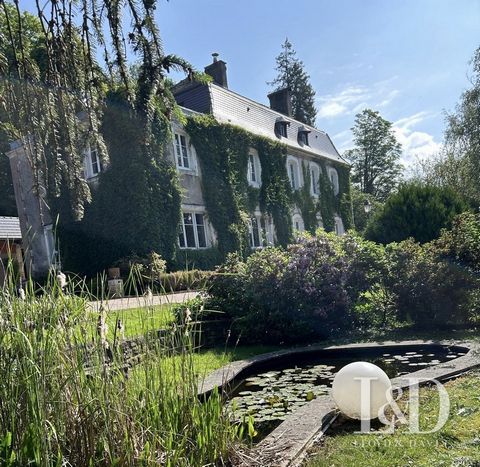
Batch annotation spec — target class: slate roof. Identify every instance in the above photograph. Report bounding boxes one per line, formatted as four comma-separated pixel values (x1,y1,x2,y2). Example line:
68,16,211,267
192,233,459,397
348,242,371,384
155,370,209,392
0,217,22,240
174,82,348,166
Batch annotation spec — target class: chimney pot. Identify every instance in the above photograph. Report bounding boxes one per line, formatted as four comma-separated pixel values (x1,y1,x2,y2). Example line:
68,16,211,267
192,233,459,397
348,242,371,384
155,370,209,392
205,54,228,88
267,88,292,117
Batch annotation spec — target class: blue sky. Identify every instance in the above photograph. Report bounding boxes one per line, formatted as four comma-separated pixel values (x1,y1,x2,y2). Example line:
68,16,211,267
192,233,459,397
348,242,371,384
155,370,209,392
154,0,479,168
22,0,480,167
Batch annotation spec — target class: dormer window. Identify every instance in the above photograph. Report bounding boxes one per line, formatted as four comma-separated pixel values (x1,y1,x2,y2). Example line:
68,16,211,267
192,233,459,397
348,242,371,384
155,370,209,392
298,126,311,146
275,116,290,138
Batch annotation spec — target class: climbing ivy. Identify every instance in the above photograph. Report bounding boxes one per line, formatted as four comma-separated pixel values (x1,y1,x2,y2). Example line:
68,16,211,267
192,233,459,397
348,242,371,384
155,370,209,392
318,161,336,232
337,165,353,230
185,115,293,258
293,162,319,233
256,138,293,246
185,114,352,257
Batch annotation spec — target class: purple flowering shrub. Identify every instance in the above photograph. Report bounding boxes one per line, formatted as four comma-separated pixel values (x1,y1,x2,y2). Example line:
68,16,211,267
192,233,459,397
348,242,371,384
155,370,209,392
208,235,357,344
203,221,478,345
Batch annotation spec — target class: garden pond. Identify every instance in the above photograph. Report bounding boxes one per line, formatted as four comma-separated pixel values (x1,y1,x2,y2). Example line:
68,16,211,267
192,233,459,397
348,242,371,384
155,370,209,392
225,344,469,439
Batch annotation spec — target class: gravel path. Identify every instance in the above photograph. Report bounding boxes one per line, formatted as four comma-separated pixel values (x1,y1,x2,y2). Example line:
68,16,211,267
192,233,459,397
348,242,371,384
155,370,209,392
88,291,199,312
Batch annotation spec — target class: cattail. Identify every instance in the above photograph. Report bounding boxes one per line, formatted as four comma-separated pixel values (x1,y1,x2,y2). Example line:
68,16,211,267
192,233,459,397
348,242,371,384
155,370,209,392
57,271,67,290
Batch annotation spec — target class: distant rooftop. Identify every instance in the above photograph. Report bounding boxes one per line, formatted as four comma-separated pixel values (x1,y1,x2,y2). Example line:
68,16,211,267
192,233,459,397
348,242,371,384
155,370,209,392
0,217,22,240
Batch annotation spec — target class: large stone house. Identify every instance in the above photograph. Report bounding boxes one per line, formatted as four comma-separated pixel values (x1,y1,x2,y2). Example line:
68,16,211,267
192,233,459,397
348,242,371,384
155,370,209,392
7,54,350,277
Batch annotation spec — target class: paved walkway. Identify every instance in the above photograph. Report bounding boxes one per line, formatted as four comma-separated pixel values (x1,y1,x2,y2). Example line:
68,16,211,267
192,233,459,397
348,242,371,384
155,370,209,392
88,291,199,312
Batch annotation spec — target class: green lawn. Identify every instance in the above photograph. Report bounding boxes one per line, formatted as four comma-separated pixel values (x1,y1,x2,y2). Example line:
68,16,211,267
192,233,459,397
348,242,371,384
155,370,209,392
128,344,281,388
104,304,175,338
191,345,282,377
307,371,480,467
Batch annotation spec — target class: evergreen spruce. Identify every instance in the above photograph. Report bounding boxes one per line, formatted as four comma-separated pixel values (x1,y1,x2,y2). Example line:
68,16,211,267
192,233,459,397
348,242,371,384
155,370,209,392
269,38,317,126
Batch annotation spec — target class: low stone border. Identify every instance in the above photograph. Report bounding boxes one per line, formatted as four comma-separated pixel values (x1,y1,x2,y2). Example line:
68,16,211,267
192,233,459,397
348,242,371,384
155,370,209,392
199,339,480,466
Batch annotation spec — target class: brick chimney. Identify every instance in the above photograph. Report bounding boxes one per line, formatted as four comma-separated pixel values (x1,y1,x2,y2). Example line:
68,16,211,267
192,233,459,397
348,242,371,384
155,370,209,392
267,88,292,117
204,53,228,88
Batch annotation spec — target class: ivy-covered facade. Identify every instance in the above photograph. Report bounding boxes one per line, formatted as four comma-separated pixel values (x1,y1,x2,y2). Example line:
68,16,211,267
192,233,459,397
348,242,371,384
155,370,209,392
171,57,352,267
7,55,352,276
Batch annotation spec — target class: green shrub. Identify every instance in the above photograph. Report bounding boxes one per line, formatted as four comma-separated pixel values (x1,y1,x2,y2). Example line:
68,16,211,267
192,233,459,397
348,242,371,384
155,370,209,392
206,235,356,344
202,225,478,342
385,239,475,328
365,182,467,244
435,212,480,273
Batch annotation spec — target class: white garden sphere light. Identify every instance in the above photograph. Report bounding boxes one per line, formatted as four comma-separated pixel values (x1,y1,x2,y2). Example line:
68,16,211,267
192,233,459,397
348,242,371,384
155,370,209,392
332,361,392,420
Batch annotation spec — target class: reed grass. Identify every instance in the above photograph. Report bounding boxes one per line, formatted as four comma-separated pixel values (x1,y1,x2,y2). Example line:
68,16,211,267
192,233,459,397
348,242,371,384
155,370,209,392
0,263,239,466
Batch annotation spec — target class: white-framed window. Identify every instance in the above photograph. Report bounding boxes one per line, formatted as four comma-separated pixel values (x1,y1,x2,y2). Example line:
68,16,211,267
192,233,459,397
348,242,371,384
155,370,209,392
84,147,103,180
247,150,261,187
174,132,191,169
334,216,345,236
328,167,340,195
248,214,274,249
178,212,208,249
287,156,301,190
248,216,263,248
292,213,305,232
310,162,320,197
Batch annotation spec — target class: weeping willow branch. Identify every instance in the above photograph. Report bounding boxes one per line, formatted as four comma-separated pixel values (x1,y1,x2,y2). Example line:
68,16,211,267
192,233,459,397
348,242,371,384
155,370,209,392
0,0,197,223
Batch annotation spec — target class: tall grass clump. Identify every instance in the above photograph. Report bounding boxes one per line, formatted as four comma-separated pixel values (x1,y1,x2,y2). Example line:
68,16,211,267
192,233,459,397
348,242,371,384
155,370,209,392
0,265,237,466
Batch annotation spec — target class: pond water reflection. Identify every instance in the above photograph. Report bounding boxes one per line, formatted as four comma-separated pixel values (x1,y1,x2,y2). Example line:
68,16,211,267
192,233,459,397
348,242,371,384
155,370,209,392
227,345,468,438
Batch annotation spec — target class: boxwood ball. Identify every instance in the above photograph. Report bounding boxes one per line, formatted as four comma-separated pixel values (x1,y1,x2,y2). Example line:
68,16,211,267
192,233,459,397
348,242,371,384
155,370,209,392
332,361,392,420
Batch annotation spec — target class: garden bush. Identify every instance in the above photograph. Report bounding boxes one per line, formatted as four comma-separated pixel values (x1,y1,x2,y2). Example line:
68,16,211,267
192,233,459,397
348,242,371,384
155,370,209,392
198,225,479,344
205,232,389,344
385,239,476,328
435,212,480,273
365,182,467,244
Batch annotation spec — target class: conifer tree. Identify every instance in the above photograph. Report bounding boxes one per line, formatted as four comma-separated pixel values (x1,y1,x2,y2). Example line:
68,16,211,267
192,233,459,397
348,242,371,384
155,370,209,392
269,38,317,126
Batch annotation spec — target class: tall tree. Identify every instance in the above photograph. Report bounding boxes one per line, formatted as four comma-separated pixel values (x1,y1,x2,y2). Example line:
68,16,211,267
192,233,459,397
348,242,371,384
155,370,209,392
444,45,480,205
0,0,198,267
269,38,317,126
410,150,473,204
345,109,403,201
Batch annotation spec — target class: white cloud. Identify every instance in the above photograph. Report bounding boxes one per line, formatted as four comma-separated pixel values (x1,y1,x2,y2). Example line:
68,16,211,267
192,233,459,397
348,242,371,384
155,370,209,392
393,112,442,167
317,85,368,118
331,111,443,170
317,78,399,120
332,129,353,153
